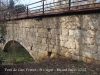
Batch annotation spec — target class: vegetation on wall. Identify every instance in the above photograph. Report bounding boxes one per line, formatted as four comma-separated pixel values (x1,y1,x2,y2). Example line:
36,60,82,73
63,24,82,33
34,17,42,21
0,54,4,65
0,20,7,44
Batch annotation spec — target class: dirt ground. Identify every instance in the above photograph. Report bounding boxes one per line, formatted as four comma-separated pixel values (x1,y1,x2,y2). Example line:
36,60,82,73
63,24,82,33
0,57,100,75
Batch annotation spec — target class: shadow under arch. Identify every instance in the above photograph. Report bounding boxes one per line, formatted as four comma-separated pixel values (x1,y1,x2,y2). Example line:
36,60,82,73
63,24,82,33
3,40,25,52
3,40,34,64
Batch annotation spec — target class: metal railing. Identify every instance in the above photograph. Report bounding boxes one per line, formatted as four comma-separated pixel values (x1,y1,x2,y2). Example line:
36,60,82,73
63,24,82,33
1,0,100,20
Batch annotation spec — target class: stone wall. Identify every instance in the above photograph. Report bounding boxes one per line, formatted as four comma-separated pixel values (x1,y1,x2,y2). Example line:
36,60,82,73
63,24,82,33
3,13,100,63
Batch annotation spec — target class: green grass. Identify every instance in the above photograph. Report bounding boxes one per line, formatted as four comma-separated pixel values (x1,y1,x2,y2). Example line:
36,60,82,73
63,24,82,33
0,47,34,65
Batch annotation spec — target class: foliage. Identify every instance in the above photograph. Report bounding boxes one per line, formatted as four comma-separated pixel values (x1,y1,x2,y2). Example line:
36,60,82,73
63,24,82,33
14,4,26,14
9,0,14,10
0,20,6,44
0,54,5,65
1,47,33,65
34,17,42,21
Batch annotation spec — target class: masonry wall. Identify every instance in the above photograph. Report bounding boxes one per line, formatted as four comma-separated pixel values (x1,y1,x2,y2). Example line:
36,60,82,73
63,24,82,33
4,13,100,63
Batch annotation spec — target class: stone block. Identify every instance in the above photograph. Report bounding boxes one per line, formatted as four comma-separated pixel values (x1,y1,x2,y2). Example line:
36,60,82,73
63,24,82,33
56,34,60,40
42,38,47,44
48,33,52,39
91,53,98,60
74,30,81,37
80,56,86,62
51,29,56,34
62,29,68,36
79,50,85,57
60,47,68,55
61,35,68,41
65,52,71,58
56,39,60,46
96,38,100,45
69,30,74,36
70,42,76,49
64,41,75,49
50,39,56,45
67,36,75,42
98,46,100,55
34,28,38,32
86,30,95,38
71,54,79,60
49,44,54,48
36,37,42,43
68,49,76,54
39,50,48,56
89,45,98,53
52,48,58,54
43,33,47,38
84,51,92,58
95,60,100,64
75,41,80,49
60,17,66,23
60,40,65,47
56,29,62,35
53,46,61,54
50,53,57,58
74,49,79,55
42,44,48,51
64,41,70,49
82,37,94,44
86,57,94,63
27,46,31,50
51,34,56,40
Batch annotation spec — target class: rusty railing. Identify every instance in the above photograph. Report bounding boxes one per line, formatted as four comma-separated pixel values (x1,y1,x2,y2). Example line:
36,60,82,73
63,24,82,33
1,0,100,20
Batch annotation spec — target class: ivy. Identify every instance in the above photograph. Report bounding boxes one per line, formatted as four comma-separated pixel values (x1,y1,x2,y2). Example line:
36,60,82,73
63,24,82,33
0,54,4,65
0,20,7,44
34,17,42,21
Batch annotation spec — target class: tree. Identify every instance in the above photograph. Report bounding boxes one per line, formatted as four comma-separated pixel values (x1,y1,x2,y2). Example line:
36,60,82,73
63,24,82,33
0,0,9,20
88,0,96,4
57,0,69,8
14,4,26,14
9,0,14,10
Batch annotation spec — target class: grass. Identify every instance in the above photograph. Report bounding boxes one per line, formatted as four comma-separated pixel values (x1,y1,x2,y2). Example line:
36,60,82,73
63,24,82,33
0,47,34,65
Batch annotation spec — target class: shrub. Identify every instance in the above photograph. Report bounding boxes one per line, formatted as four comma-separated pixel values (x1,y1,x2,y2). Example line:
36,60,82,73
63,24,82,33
0,54,4,65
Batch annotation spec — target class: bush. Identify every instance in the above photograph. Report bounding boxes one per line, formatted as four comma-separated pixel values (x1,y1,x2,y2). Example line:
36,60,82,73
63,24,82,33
0,54,4,65
14,4,26,14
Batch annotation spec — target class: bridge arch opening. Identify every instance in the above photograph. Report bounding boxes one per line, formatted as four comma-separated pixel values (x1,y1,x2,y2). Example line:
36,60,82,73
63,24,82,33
3,40,34,64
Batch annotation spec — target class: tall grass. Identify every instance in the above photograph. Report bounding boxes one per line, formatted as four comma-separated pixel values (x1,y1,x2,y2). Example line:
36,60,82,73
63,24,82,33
0,47,34,65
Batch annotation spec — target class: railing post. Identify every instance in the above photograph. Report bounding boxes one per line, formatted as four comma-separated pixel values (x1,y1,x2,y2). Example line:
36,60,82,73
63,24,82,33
69,0,71,11
43,0,44,15
27,6,28,17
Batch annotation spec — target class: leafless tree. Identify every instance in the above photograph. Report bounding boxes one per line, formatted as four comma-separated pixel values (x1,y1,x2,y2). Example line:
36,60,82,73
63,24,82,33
88,0,96,4
0,0,9,20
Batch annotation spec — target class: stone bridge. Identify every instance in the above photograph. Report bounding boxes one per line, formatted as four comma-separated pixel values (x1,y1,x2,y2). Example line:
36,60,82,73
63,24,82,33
0,13,100,63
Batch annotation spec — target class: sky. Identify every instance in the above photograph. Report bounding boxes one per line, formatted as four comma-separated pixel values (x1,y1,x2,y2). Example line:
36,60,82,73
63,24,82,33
17,0,58,10
16,0,100,9
19,0,100,4
18,0,57,5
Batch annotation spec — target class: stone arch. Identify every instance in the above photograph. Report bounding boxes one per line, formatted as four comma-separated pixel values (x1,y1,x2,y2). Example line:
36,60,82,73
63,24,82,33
3,40,27,52
3,40,35,62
